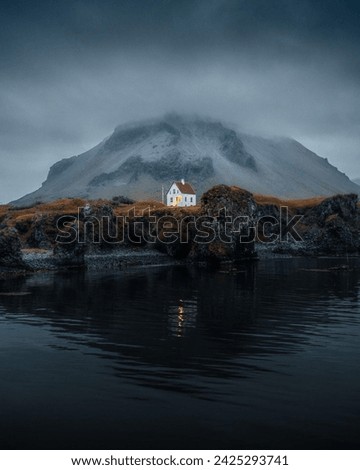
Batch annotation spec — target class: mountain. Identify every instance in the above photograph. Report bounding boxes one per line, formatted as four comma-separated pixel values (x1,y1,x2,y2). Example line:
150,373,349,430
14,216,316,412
13,114,360,206
353,178,360,186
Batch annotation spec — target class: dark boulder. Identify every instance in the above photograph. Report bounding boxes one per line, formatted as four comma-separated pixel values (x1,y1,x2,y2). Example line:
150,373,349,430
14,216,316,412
0,228,26,268
78,204,119,252
112,195,135,205
301,194,359,254
53,218,85,267
191,185,258,261
26,214,53,249
303,194,358,227
53,240,86,267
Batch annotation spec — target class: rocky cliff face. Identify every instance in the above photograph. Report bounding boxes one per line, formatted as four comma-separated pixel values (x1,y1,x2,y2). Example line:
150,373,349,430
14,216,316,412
1,186,359,270
300,194,360,255
0,228,26,268
190,185,258,261
256,193,360,256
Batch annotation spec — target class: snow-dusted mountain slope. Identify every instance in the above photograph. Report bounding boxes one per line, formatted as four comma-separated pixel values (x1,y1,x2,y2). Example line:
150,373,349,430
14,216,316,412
13,114,360,205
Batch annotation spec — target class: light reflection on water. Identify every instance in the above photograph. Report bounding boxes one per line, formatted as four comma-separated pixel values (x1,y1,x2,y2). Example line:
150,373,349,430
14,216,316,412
168,299,198,337
0,258,359,449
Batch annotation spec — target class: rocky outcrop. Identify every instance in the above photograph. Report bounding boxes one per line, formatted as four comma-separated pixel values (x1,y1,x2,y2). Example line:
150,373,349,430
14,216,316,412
1,187,360,273
112,195,135,205
26,214,54,249
0,228,26,268
80,204,118,251
302,194,358,227
256,193,360,256
53,240,86,267
189,185,258,262
49,189,360,262
300,194,360,254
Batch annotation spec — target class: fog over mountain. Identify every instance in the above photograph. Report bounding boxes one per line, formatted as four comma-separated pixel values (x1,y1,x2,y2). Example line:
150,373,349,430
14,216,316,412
1,1,360,203
14,115,359,206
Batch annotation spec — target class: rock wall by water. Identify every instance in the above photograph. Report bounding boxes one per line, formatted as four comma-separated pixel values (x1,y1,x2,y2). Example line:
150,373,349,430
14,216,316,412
0,186,359,270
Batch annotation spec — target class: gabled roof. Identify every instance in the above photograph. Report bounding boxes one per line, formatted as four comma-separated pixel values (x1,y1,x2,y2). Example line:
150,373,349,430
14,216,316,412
172,181,196,195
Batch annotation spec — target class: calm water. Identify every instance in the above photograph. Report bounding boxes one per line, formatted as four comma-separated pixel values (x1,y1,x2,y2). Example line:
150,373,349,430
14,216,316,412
0,258,359,449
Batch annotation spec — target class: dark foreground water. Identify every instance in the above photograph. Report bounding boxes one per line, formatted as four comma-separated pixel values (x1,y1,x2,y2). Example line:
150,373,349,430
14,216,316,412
0,258,360,450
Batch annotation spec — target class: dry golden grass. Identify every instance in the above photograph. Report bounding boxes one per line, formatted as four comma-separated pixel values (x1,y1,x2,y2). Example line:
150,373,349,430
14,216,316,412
165,205,201,215
0,190,341,230
114,200,166,216
8,198,86,217
22,248,50,254
114,200,201,217
34,198,87,212
325,214,338,223
10,214,35,228
0,205,10,216
7,197,126,218
254,193,326,209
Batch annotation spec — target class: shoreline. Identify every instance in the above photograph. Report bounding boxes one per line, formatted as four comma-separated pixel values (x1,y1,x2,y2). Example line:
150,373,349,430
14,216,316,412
0,246,359,279
1,186,359,274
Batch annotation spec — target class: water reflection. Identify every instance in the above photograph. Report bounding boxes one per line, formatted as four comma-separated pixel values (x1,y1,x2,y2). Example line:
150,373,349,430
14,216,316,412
0,260,359,383
168,299,198,337
0,258,359,449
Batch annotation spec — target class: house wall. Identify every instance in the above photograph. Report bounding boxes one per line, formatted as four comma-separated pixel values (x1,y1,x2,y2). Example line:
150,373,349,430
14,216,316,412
166,183,196,207
166,183,179,206
180,193,196,207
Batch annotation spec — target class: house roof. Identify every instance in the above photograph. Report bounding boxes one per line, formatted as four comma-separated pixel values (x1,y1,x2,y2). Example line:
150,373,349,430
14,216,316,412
173,181,196,195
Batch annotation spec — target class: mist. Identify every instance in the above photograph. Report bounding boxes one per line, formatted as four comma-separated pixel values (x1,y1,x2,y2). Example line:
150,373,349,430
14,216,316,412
1,0,360,203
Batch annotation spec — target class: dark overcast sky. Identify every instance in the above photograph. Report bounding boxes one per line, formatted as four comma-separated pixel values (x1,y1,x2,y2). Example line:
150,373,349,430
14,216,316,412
1,0,360,203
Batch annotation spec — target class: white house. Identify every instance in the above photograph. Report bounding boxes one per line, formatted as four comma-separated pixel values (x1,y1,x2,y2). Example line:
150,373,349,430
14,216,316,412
166,179,196,207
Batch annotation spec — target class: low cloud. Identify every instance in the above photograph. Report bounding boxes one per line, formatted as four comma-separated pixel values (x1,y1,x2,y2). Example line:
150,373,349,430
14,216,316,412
1,0,360,202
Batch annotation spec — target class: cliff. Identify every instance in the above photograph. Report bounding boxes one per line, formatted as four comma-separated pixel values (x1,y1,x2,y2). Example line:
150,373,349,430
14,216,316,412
0,185,359,270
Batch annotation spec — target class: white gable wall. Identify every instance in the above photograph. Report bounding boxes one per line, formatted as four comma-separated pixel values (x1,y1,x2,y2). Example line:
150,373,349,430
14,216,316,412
166,182,196,207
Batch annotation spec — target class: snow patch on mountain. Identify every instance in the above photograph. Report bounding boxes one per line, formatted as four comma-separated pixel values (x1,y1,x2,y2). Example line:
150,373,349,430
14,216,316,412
13,114,359,205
